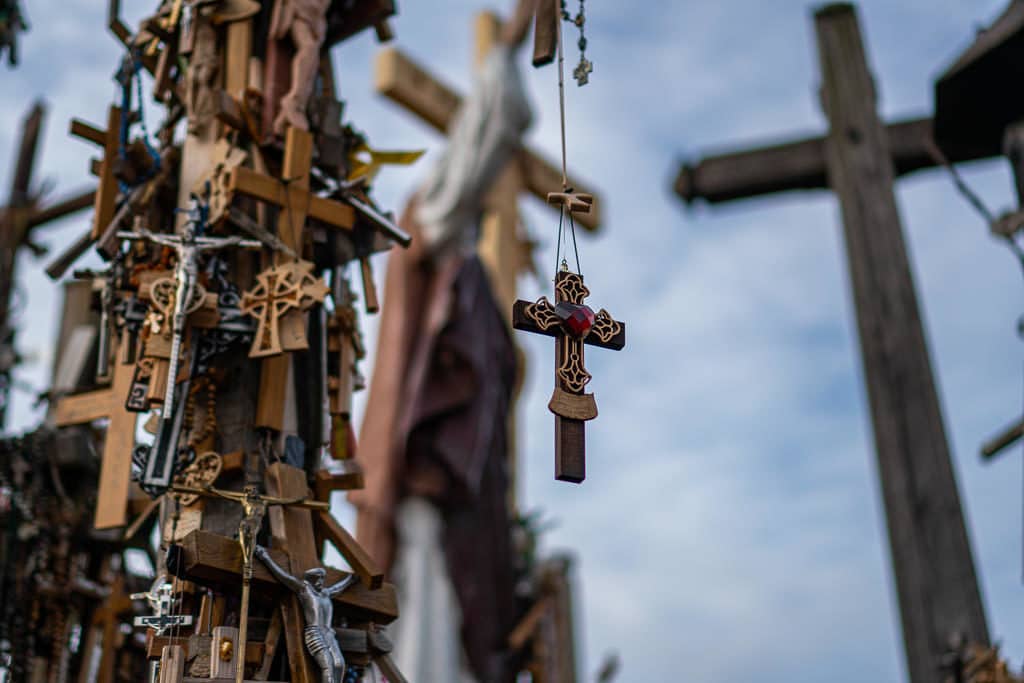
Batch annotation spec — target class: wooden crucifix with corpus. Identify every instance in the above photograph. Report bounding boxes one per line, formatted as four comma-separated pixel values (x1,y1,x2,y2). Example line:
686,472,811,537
513,269,625,482
674,5,989,682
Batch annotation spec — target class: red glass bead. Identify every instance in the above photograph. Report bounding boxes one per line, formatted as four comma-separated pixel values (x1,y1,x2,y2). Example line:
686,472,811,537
555,302,595,337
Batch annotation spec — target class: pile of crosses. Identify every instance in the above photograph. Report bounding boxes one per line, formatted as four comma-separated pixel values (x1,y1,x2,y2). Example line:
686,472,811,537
2,1,414,681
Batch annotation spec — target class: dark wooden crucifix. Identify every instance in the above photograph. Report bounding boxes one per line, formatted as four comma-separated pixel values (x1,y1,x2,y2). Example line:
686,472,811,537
513,270,625,483
673,5,994,682
0,101,95,426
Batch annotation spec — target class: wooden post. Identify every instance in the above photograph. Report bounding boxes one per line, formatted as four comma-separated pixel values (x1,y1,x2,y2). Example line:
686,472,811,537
814,5,988,679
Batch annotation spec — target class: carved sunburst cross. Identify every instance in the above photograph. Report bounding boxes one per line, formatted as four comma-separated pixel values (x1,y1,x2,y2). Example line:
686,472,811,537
513,270,625,483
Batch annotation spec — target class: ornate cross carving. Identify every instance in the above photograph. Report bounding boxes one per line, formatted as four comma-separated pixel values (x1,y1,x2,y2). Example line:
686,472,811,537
513,270,625,483
240,260,329,357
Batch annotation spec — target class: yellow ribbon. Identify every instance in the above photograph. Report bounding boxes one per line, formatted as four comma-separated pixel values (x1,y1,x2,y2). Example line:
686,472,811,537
347,144,425,183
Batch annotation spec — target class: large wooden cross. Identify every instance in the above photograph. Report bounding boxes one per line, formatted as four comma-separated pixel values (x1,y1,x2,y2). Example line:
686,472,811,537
673,6,989,681
0,101,95,426
53,332,138,530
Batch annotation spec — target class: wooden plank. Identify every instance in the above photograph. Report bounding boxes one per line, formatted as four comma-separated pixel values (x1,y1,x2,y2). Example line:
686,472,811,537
674,117,997,205
54,387,112,425
532,0,559,67
28,188,96,229
94,334,140,528
255,354,290,430
225,20,252,99
814,6,989,680
374,47,601,231
69,119,107,147
90,106,121,240
264,462,318,683
228,167,355,230
315,509,383,589
981,417,1024,460
178,530,399,623
158,645,186,683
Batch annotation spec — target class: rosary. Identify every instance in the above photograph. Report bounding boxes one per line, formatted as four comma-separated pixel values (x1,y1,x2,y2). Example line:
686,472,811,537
562,0,591,86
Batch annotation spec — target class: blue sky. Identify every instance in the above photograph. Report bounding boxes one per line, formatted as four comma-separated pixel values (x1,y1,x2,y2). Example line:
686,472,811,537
2,1,1023,681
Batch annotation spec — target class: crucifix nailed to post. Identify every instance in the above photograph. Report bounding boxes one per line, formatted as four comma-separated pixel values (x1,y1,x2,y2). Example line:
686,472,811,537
674,5,988,681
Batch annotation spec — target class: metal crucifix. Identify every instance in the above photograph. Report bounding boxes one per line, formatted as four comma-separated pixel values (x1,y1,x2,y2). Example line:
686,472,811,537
169,482,328,683
130,575,194,635
119,196,261,491
513,269,625,482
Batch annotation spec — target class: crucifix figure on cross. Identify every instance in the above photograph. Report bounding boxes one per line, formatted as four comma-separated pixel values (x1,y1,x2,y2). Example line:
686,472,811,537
119,196,262,491
170,482,329,683
130,575,194,635
513,268,625,483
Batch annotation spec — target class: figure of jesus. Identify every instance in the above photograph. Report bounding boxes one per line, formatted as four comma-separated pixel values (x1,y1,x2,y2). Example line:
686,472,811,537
253,545,357,683
269,0,331,136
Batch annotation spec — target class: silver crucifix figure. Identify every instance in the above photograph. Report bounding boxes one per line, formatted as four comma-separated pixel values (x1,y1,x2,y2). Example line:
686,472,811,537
130,577,194,635
119,195,261,490
254,545,357,683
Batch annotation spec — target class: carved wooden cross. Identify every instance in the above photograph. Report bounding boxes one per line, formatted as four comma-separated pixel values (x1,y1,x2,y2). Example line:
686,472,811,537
513,270,625,483
240,260,329,357
53,334,139,529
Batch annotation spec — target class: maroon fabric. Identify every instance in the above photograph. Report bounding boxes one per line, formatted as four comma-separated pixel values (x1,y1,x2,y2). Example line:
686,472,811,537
351,199,518,681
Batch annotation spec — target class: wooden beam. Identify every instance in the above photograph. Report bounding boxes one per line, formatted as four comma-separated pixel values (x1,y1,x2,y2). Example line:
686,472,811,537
176,529,400,623
315,509,384,590
674,117,998,205
814,6,988,680
981,417,1024,461
374,46,601,231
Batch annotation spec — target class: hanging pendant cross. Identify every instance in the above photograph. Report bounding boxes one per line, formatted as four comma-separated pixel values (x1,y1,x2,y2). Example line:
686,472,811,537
513,270,625,482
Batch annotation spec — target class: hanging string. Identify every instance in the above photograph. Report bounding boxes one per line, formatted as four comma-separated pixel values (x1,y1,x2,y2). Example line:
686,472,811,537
554,0,569,189
926,140,1024,582
925,137,1024,276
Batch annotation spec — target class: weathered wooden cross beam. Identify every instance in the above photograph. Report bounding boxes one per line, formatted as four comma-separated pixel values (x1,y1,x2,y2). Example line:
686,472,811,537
673,6,989,682
0,101,96,426
53,334,139,529
674,117,997,205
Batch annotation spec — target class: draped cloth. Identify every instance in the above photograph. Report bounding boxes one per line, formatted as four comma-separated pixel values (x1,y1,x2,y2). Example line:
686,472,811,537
349,45,531,683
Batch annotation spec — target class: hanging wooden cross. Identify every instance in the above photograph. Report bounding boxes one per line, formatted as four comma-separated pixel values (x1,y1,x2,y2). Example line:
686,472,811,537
513,269,625,483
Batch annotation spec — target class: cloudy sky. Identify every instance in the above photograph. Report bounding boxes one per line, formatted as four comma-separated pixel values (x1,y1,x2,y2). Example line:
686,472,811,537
3,1,1024,681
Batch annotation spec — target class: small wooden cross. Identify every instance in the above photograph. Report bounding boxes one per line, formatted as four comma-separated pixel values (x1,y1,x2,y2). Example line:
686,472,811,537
513,270,625,483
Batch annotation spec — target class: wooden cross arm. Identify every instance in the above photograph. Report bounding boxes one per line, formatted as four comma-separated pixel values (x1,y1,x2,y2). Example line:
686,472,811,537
54,387,114,425
674,117,997,205
374,47,601,231
980,416,1024,461
512,299,626,350
176,530,399,624
169,484,330,511
226,166,356,230
315,509,384,589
